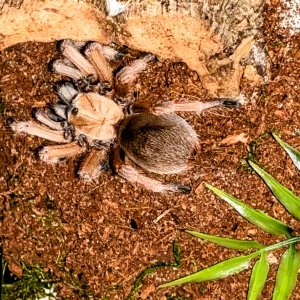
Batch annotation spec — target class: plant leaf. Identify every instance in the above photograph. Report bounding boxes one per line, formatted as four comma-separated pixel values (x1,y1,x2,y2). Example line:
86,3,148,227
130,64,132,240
159,254,256,288
186,230,263,250
247,253,269,300
205,184,292,237
257,237,300,254
248,160,300,220
273,246,300,300
272,132,300,171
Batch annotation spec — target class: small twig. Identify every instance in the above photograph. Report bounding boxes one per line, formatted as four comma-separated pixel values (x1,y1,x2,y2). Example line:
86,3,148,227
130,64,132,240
153,208,171,224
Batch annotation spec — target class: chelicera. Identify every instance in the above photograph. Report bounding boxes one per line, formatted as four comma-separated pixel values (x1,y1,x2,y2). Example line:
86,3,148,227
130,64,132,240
11,40,240,193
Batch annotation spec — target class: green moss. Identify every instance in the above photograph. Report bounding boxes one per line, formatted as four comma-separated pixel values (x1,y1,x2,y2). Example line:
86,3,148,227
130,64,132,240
1,261,56,300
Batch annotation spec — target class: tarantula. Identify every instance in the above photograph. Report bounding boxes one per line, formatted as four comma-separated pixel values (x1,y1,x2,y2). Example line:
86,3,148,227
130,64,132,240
11,40,240,193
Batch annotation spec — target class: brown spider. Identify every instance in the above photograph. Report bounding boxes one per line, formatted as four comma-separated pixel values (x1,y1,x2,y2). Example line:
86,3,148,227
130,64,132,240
11,40,240,193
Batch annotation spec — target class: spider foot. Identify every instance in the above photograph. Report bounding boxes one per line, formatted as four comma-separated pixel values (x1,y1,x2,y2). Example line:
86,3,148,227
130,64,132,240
11,121,69,143
39,141,85,163
116,54,155,85
114,54,156,100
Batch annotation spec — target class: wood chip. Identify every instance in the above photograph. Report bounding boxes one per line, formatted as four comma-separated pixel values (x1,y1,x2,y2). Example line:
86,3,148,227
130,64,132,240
219,133,248,146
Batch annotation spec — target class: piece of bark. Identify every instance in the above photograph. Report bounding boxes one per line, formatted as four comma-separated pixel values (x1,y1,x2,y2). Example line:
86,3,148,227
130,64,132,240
0,0,265,96
0,0,113,49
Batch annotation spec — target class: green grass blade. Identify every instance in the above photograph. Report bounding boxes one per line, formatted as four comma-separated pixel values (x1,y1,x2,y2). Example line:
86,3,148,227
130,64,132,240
273,246,300,300
247,253,269,300
272,133,300,171
186,230,263,250
205,184,292,237
248,160,300,220
159,254,256,288
256,237,300,255
285,249,300,299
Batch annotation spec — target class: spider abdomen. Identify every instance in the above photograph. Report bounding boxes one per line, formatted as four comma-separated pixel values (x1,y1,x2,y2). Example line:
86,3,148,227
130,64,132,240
118,113,199,175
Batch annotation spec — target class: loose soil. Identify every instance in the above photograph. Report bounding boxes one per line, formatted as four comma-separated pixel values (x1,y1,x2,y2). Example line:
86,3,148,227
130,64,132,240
1,3,300,300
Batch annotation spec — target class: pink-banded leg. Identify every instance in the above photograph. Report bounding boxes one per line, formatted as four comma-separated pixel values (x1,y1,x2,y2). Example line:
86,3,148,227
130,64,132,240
39,141,86,163
11,121,69,143
115,54,155,99
117,164,191,193
116,54,155,85
78,148,109,181
153,98,241,115
101,45,120,61
113,147,190,193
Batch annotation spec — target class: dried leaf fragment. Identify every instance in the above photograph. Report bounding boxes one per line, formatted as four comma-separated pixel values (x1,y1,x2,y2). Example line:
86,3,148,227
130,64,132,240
219,133,248,146
8,261,23,278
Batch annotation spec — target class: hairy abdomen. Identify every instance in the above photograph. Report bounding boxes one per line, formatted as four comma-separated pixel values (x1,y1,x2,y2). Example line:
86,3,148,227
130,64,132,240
118,113,199,175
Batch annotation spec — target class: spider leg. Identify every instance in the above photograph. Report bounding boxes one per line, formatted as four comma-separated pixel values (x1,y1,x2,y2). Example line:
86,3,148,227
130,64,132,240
78,148,109,181
101,45,121,61
32,108,64,131
116,54,155,85
56,82,78,103
153,98,241,115
59,40,97,80
85,42,113,84
117,164,191,193
11,121,70,143
113,147,190,193
115,54,155,100
51,59,85,81
39,141,86,163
